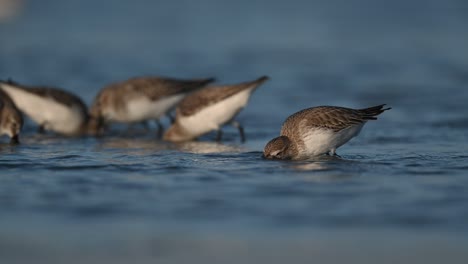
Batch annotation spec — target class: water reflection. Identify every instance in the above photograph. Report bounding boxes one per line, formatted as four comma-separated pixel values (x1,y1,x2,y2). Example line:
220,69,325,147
282,156,358,182
95,137,171,152
290,162,331,171
173,141,246,154
285,155,344,171
0,141,18,153
94,137,246,155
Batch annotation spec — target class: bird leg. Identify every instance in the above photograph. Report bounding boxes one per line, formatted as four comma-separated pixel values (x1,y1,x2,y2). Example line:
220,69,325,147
38,124,46,134
329,149,342,158
140,121,150,132
10,134,19,144
125,123,138,134
215,129,223,142
231,121,245,143
156,120,164,138
166,113,175,124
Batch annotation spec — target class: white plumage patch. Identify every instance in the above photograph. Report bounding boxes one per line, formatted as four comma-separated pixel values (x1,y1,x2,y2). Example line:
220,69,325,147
300,123,364,156
104,94,185,123
1,84,84,135
178,88,253,138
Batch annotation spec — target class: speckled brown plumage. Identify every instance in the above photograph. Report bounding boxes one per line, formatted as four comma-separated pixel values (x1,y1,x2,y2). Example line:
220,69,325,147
177,76,269,117
91,77,215,115
281,105,391,135
264,104,391,160
0,89,23,142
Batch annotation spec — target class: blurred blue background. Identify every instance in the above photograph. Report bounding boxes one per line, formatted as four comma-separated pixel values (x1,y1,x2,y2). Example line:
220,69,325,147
1,0,468,263
1,0,468,126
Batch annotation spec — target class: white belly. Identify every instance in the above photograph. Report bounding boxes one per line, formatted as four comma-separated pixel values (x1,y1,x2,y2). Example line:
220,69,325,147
178,89,252,137
107,94,185,123
300,124,364,156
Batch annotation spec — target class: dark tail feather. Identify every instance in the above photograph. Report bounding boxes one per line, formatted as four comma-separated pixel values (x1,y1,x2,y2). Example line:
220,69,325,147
359,104,391,120
0,78,17,85
180,77,216,92
198,77,216,86
243,75,270,88
256,75,270,84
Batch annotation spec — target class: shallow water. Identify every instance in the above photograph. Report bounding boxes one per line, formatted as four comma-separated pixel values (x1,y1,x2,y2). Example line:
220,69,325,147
1,0,468,263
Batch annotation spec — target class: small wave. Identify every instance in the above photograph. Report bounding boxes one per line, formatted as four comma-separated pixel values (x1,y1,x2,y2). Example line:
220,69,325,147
367,136,420,144
45,164,110,171
47,155,84,160
431,118,468,129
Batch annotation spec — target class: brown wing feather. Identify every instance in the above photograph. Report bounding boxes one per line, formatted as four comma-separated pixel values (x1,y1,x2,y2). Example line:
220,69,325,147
90,76,215,116
1,80,89,120
27,87,88,109
105,77,215,101
1,80,87,109
177,76,269,116
282,105,390,133
358,104,392,120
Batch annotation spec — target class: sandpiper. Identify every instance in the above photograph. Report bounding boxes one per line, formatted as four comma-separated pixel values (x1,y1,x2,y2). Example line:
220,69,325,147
163,76,269,142
263,104,391,160
0,89,23,143
0,79,89,136
88,76,215,136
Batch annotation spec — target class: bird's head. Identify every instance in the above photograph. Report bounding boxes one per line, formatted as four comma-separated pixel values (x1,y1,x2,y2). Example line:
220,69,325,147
263,136,295,160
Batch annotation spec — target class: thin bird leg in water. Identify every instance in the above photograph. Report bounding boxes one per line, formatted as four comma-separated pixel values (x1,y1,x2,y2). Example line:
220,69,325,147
100,122,109,135
216,129,223,142
38,124,46,134
125,121,149,135
166,113,175,124
125,123,138,134
10,135,20,144
156,120,164,138
329,149,341,158
231,121,245,143
140,121,150,132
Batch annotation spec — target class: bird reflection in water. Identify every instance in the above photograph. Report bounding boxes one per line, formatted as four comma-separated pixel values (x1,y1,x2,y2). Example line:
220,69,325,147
285,155,356,182
96,137,172,151
290,162,331,171
96,137,245,155
174,141,246,154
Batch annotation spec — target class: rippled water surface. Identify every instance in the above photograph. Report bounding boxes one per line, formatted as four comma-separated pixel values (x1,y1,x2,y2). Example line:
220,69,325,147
1,0,468,263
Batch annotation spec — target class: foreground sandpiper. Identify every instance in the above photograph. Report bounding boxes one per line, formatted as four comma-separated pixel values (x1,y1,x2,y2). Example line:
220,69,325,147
0,79,89,136
0,89,23,143
263,104,391,160
163,76,269,142
88,76,215,136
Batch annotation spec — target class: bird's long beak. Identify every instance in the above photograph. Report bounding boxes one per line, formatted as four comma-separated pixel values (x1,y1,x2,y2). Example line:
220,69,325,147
10,134,20,144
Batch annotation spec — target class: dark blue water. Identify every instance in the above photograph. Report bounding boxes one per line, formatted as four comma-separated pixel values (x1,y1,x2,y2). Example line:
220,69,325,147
1,0,468,263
